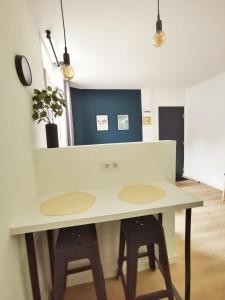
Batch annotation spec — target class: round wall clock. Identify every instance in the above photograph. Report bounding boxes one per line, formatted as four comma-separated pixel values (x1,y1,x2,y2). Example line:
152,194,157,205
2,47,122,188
15,55,32,86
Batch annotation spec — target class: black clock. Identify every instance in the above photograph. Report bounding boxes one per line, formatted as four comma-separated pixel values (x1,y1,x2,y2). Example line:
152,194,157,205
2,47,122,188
15,55,32,86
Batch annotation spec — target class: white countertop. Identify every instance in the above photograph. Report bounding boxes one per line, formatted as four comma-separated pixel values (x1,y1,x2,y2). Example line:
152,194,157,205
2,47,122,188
10,181,203,235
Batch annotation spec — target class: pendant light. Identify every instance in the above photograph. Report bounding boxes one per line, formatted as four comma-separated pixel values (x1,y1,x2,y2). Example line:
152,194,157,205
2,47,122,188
60,0,74,80
153,0,166,48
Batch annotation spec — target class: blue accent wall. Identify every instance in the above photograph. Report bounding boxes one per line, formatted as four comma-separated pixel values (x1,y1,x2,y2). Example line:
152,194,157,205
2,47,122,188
70,88,143,145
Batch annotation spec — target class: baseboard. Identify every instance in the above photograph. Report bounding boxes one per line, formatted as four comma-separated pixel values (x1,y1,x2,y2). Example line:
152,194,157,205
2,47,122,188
183,174,223,191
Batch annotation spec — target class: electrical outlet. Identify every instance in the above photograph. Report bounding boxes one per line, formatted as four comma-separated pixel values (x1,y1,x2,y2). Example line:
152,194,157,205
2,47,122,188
101,162,110,169
111,161,119,169
101,161,120,170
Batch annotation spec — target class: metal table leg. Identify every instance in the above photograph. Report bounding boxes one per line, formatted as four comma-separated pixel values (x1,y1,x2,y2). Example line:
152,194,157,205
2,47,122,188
159,209,192,300
158,213,163,225
185,208,192,300
47,230,54,284
25,233,41,300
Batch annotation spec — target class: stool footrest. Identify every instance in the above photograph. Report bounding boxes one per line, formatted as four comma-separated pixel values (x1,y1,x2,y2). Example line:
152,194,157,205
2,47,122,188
136,289,173,300
121,251,149,262
67,264,91,275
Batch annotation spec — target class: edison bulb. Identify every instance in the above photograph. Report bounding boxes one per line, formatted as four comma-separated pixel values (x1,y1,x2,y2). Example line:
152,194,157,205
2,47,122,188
153,31,166,48
61,64,74,80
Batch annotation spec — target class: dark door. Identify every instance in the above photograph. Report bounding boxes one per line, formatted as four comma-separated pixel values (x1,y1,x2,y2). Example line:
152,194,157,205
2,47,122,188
158,107,184,180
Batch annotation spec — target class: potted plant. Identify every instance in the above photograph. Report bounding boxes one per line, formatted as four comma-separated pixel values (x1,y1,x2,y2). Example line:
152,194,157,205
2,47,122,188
32,86,66,148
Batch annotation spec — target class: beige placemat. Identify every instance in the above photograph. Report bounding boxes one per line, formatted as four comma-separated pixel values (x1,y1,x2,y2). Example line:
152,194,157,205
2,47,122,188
118,185,166,204
40,192,96,216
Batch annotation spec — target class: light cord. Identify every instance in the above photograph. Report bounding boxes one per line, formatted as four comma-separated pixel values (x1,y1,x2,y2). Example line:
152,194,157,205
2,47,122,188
60,0,67,50
158,0,160,18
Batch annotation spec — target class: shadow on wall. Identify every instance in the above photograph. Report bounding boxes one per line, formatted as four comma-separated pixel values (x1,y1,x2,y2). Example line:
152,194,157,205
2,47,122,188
70,88,143,145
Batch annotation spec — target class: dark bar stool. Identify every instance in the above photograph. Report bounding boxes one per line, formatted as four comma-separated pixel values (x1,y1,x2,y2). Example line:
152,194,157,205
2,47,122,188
117,215,174,300
53,224,107,300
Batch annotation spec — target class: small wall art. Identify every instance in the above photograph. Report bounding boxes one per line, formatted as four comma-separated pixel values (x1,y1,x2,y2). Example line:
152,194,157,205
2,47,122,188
142,116,151,125
96,115,109,131
117,114,129,130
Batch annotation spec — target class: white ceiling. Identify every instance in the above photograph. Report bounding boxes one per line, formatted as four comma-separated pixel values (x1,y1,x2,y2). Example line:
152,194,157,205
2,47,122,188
29,0,225,89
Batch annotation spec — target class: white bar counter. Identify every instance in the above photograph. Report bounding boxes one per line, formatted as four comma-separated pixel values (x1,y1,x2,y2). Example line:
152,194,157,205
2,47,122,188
10,181,202,235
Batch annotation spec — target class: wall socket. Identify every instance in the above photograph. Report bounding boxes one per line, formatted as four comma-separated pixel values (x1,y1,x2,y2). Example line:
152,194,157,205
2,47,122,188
102,162,110,169
111,161,119,169
101,161,119,170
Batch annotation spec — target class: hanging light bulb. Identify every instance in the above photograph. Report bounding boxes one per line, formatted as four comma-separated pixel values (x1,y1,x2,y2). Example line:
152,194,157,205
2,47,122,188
153,0,166,48
60,0,74,80
61,65,74,80
61,64,74,80
153,20,166,48
61,47,74,80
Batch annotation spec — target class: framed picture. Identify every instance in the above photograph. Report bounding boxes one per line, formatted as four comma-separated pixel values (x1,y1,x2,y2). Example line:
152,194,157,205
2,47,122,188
96,115,108,131
142,116,151,125
117,115,129,130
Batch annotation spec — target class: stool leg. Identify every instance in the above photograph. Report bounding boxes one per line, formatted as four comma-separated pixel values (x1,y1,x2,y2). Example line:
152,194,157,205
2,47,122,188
126,241,138,300
159,236,174,300
147,244,156,270
117,229,125,279
53,255,67,300
89,246,107,300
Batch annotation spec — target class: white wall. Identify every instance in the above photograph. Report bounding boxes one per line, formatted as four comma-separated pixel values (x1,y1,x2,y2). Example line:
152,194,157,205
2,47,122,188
34,142,176,193
0,0,46,299
184,73,225,189
141,89,155,141
141,87,186,141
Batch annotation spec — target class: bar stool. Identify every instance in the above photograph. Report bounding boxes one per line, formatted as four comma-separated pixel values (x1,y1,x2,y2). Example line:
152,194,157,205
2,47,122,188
53,224,107,300
117,215,174,300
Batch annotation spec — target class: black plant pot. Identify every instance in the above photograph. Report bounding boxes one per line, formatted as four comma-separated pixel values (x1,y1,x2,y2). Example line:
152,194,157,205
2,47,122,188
45,124,59,148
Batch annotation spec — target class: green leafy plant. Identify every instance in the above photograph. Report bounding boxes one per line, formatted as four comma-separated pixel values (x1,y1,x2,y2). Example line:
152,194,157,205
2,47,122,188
32,86,66,124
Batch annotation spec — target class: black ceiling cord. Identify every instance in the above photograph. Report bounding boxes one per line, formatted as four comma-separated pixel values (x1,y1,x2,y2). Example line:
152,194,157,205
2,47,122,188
60,0,70,65
158,0,160,17
45,30,60,67
60,0,67,49
156,0,162,32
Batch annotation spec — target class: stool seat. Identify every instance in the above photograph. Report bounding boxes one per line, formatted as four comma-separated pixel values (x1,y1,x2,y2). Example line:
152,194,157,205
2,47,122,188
117,215,174,300
121,215,164,236
53,224,107,300
56,224,98,252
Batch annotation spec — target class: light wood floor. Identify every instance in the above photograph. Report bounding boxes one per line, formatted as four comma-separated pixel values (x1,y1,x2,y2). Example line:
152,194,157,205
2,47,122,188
65,180,225,300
